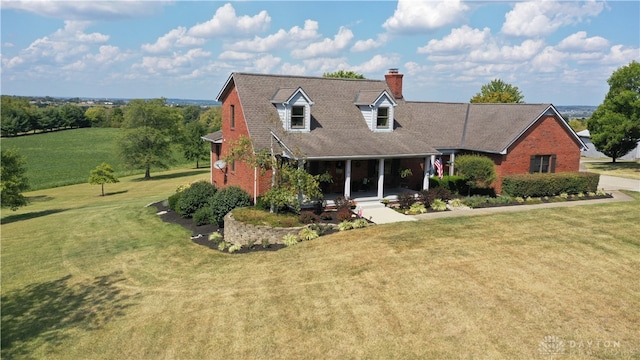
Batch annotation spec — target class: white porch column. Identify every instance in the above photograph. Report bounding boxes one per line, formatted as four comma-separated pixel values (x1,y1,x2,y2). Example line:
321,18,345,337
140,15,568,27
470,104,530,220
377,159,385,199
423,156,432,190
449,153,455,176
344,160,352,199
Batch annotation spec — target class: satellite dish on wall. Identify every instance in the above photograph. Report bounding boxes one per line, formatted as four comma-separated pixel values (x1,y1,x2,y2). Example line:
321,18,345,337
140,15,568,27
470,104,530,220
214,160,227,170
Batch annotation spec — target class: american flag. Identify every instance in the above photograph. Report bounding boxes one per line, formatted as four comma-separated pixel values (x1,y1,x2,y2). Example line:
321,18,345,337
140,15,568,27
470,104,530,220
434,158,443,179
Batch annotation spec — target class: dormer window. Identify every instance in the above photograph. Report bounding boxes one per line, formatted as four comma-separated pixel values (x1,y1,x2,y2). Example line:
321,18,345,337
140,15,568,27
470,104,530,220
376,107,389,128
271,87,314,132
291,106,305,129
354,90,396,132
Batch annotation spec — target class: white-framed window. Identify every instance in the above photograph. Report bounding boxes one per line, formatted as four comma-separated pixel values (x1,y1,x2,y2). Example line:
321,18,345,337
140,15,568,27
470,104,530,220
291,105,305,129
376,107,389,128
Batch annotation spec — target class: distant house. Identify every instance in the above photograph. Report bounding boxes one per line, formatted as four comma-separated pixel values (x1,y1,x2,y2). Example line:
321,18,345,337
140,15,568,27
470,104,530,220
577,129,640,160
203,69,586,200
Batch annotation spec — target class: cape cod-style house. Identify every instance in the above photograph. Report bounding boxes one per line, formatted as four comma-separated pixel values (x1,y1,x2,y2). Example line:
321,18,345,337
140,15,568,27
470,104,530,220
203,69,587,201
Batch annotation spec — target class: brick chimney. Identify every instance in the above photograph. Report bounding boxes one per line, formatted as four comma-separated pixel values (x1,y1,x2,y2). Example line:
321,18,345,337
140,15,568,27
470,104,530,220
385,68,403,100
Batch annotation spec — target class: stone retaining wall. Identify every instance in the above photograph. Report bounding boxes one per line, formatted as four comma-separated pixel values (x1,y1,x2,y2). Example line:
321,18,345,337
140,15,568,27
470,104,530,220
223,211,306,246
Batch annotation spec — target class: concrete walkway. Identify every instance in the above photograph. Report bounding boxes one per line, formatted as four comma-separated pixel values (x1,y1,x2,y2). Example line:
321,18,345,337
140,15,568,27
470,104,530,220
356,190,636,225
356,200,416,224
412,190,635,221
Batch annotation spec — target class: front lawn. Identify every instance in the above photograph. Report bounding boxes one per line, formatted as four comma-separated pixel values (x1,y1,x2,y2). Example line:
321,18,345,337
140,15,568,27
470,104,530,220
583,159,640,180
2,169,639,359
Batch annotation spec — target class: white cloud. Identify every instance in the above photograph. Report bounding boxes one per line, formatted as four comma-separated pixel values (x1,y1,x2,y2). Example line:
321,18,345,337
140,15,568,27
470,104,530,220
418,26,490,54
219,51,256,61
602,45,640,64
142,27,205,54
383,0,469,34
530,46,567,73
301,57,351,75
2,21,109,69
557,31,609,52
134,48,212,75
228,20,320,52
188,3,270,38
467,39,545,63
0,1,166,21
279,63,307,76
249,54,281,74
291,27,354,59
86,45,130,66
351,34,388,52
351,54,400,74
502,1,605,37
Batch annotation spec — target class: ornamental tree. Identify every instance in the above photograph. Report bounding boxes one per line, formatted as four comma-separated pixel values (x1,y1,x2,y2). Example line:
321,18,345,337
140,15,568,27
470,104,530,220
88,162,119,196
1,149,30,210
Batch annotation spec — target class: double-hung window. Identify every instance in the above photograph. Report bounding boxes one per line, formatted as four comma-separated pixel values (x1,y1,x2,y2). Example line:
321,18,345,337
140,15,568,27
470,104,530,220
291,106,305,129
530,155,556,173
376,107,389,128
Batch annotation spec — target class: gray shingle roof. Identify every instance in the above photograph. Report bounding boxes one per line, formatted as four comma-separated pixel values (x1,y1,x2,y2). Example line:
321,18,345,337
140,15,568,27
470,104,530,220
210,72,574,158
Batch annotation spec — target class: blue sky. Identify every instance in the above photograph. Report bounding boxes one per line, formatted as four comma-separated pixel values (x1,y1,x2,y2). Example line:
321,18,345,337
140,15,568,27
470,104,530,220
1,1,638,105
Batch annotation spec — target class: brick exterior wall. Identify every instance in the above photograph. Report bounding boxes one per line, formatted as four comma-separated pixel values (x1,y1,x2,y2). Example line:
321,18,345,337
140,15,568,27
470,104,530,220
211,85,273,200
487,115,582,193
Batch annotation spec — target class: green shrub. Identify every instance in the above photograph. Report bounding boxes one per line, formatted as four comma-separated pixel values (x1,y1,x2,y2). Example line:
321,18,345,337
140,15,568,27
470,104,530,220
176,180,218,218
408,202,427,214
299,227,319,241
429,175,467,194
210,186,252,226
454,154,497,192
502,172,600,197
352,218,369,229
208,232,223,243
193,206,213,225
168,191,183,212
338,220,354,231
283,234,299,246
430,199,447,211
309,223,333,236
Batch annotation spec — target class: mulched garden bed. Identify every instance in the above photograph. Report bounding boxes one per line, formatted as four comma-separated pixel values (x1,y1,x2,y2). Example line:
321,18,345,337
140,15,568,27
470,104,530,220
149,201,343,253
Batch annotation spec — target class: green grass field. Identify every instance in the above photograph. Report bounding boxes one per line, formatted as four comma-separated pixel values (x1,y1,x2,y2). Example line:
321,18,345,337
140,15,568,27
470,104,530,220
1,128,204,190
583,159,640,180
2,168,639,359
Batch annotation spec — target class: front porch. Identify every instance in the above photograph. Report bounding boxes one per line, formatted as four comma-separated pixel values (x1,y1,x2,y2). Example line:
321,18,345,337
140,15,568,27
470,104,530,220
307,155,454,201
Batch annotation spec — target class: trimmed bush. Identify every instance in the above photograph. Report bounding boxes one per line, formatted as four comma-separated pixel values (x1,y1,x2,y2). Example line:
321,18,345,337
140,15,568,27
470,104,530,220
168,191,183,212
176,181,218,218
502,172,600,198
193,206,213,225
429,175,467,194
210,186,252,226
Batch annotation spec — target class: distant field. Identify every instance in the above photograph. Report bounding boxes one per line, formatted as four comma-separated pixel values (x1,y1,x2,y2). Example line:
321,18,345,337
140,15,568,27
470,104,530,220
1,128,204,190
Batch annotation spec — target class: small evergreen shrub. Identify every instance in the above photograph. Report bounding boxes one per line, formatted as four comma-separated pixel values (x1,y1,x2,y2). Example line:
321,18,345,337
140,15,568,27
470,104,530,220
210,186,252,226
430,199,447,211
176,181,218,218
429,175,467,194
168,191,183,212
193,206,213,225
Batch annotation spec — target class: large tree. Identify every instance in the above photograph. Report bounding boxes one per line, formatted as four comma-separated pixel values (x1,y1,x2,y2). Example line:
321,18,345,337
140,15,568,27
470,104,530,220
322,70,365,79
180,121,209,168
470,79,524,103
1,149,30,210
118,98,181,179
587,61,640,162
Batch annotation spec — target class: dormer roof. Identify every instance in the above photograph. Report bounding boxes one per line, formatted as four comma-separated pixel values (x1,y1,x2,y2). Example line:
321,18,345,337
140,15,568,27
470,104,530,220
271,87,314,105
354,90,397,106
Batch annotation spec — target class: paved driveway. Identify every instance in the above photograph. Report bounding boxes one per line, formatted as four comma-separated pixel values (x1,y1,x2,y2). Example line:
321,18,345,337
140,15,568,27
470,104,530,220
598,175,640,192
